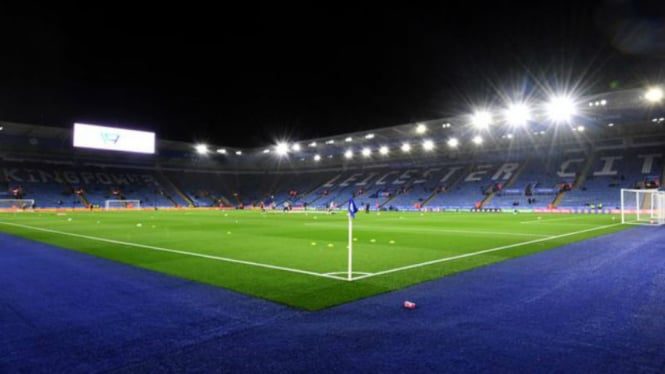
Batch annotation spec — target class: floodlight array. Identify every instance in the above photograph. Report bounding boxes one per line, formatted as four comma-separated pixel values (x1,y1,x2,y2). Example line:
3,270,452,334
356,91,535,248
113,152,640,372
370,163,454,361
195,86,663,163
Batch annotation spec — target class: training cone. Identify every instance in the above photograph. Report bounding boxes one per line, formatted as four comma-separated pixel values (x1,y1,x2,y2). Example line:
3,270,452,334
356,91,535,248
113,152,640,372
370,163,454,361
403,301,416,309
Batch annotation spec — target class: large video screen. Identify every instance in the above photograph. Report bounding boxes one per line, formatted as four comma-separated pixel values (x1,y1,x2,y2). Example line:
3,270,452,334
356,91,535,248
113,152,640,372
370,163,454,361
73,123,155,154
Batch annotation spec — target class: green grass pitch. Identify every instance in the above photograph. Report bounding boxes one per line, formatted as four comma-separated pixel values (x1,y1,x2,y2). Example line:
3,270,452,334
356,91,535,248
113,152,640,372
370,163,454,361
0,209,626,310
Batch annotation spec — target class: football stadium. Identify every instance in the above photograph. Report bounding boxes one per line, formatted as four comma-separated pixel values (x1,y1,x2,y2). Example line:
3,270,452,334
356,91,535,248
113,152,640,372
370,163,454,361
1,86,664,372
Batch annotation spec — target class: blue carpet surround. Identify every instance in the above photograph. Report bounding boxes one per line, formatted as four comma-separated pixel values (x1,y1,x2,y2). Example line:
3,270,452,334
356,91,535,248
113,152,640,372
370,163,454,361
1,227,664,373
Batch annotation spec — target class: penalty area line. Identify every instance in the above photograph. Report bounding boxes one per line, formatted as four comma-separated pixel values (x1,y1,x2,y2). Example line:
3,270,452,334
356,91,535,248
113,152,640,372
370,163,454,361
351,223,623,281
0,221,346,282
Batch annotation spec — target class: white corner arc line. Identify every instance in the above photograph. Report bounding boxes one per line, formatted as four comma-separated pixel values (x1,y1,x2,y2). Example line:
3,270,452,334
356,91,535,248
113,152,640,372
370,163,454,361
0,221,345,282
351,223,622,281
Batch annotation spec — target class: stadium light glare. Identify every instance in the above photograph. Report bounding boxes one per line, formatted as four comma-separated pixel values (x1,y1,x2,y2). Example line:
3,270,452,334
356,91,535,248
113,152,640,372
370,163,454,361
415,124,427,134
325,139,335,144
401,143,412,152
195,144,209,155
577,126,585,132
263,149,270,154
362,147,371,157
471,111,492,130
292,143,301,151
645,87,663,103
447,138,459,148
344,150,353,159
365,133,375,139
546,95,577,123
216,148,227,154
472,135,483,145
235,150,242,155
308,142,317,147
275,142,289,156
422,139,435,151
314,154,321,161
379,145,389,155
504,103,531,127
345,137,353,142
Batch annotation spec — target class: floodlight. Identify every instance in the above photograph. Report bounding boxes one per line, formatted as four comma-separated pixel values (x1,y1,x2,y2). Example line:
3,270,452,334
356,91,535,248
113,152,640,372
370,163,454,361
345,137,353,142
235,150,242,155
195,144,209,154
504,103,530,127
292,143,301,151
344,150,353,159
217,148,227,154
401,143,412,152
275,142,289,156
415,124,427,134
471,111,492,130
422,139,435,151
379,145,389,155
362,147,371,157
263,149,270,154
546,95,577,123
645,87,663,103
365,133,375,139
325,139,335,144
577,126,585,132
447,138,459,148
314,154,321,161
308,142,317,147
472,135,483,145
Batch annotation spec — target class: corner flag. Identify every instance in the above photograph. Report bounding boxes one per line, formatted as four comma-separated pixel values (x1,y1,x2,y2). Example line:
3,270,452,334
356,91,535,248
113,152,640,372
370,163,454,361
348,198,359,218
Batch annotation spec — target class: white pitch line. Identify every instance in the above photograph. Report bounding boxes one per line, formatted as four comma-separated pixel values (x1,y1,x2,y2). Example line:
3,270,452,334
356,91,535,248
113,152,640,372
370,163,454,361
0,221,345,282
519,216,603,224
304,222,548,238
351,223,623,281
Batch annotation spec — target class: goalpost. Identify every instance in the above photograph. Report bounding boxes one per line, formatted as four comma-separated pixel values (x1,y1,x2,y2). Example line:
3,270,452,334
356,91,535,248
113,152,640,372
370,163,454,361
104,199,142,210
620,189,665,225
0,199,35,211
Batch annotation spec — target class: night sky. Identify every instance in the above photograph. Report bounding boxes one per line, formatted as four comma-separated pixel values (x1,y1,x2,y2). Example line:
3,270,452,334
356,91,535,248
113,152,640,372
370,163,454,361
1,1,664,148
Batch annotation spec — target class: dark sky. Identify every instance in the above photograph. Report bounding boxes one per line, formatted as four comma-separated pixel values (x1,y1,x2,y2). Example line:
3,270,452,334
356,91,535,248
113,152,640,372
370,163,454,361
1,1,664,147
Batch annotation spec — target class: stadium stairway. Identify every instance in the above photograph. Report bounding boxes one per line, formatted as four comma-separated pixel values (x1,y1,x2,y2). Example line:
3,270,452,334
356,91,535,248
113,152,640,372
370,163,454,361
156,171,193,207
551,189,566,208
573,154,595,189
219,195,233,207
479,161,529,208
422,163,474,209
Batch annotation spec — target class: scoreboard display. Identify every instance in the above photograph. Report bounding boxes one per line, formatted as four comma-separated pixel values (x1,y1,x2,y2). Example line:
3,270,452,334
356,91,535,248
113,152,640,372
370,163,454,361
73,123,155,154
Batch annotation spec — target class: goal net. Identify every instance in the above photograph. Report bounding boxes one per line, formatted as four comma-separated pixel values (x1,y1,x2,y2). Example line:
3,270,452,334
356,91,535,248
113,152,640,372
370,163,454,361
104,199,142,210
620,189,665,225
0,199,35,211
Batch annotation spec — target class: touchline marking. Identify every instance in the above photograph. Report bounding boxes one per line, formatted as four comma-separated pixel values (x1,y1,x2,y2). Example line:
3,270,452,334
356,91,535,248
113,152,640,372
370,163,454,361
0,221,345,282
519,216,605,224
351,223,623,281
304,222,548,238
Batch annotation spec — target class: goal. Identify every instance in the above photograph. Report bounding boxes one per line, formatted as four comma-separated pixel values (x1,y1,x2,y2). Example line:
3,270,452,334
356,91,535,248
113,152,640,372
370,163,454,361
104,199,142,210
620,188,665,225
0,199,35,211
